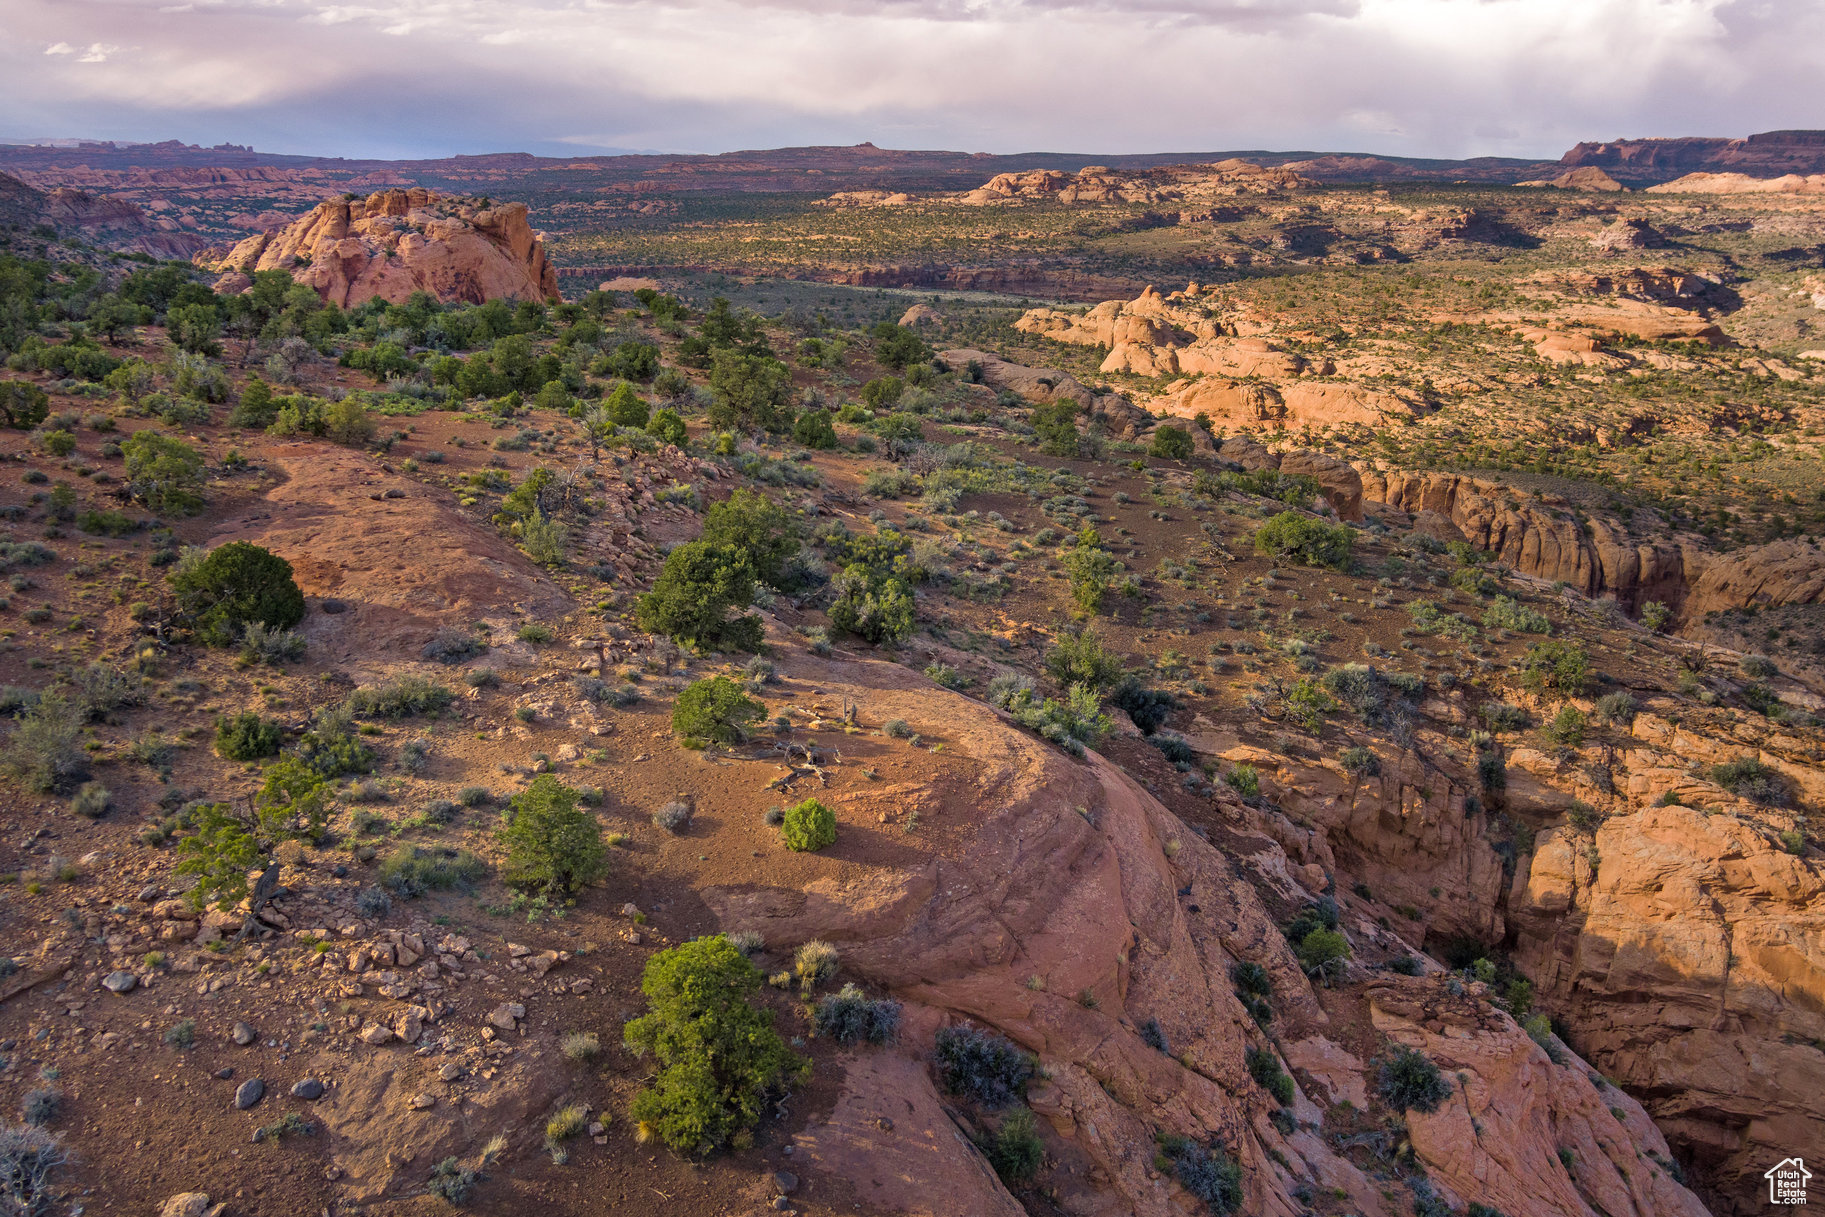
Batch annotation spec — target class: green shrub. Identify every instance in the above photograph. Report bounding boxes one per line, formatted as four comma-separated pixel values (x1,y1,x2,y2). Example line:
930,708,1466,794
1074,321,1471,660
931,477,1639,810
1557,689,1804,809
496,775,605,896
1149,425,1193,459
1044,630,1125,693
1062,538,1118,616
1297,927,1351,985
69,781,110,819
1225,765,1260,798
1154,1133,1243,1214
1246,1046,1296,1107
1378,1046,1452,1113
168,541,305,647
1194,467,1321,510
1593,691,1636,726
828,565,914,643
934,1025,1034,1109
635,541,762,650
623,935,805,1154
0,692,88,793
1340,745,1380,777
121,431,205,516
707,349,792,432
781,797,836,852
1518,640,1591,696
175,803,266,910
792,409,838,450
1711,756,1791,806
215,712,281,761
0,381,50,429
345,676,454,719
75,509,137,537
1639,601,1671,632
633,404,682,445
700,488,798,588
1253,512,1354,570
378,845,488,897
672,676,764,746
1030,400,1078,457
979,1106,1044,1186
1483,596,1551,634
1542,705,1587,748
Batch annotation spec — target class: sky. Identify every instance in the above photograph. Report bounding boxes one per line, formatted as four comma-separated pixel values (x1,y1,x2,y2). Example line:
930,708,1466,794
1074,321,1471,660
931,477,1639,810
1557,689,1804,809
2,0,1822,161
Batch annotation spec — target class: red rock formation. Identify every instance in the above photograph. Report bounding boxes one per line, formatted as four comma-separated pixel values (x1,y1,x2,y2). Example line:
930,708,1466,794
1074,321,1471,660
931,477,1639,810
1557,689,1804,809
1510,804,1825,1214
694,652,1709,1217
210,187,559,308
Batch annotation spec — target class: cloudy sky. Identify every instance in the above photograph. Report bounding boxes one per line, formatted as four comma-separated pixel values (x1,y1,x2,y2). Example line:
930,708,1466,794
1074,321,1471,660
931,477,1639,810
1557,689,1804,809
2,0,1820,160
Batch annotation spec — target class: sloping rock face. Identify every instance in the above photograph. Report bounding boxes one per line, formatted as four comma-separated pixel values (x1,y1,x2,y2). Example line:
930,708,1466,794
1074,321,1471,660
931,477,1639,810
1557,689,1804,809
1684,537,1825,617
696,654,1706,1217
1152,376,1419,431
1368,979,1710,1217
1509,804,1825,1214
1517,166,1626,191
211,188,559,307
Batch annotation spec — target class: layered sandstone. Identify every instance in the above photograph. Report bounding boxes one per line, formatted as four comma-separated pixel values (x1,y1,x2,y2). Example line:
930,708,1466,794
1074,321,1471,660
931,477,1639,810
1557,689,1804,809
961,159,1314,206
211,187,559,307
696,652,1707,1217
1509,803,1825,1214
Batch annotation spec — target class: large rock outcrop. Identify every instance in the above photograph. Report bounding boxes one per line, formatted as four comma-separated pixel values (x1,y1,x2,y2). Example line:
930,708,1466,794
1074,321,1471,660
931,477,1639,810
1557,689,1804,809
697,652,1708,1217
1509,802,1825,1214
211,188,559,307
1361,468,1825,618
961,159,1313,205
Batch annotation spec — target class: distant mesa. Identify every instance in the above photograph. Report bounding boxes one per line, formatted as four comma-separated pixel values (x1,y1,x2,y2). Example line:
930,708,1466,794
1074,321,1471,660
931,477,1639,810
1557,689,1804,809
1645,171,1825,195
209,187,560,308
812,189,913,207
1516,166,1625,192
0,169,204,258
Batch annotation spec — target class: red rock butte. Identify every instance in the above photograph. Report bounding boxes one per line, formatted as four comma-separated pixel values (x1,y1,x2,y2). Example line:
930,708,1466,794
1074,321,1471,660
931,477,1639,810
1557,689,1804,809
209,187,560,308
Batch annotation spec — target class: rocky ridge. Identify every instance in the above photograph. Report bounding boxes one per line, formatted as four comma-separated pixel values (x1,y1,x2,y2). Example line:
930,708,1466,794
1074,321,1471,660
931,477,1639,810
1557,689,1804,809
210,188,560,308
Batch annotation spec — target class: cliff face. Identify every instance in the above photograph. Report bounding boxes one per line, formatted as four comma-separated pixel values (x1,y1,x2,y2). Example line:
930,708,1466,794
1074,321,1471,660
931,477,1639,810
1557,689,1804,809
1561,130,1825,183
211,187,559,308
1360,468,1825,621
695,653,1712,1217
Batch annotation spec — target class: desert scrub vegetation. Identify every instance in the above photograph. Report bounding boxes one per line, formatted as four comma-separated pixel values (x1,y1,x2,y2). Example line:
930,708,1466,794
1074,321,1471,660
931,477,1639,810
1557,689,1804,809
1377,1045,1453,1113
1517,640,1591,696
215,712,282,761
814,984,901,1045
780,797,837,852
978,1106,1045,1187
168,541,306,647
1253,511,1354,570
672,676,764,746
1483,595,1552,634
934,1024,1034,1108
345,675,455,719
988,676,1112,756
378,845,488,897
1710,756,1792,806
496,775,605,896
1154,1132,1243,1214
623,935,806,1154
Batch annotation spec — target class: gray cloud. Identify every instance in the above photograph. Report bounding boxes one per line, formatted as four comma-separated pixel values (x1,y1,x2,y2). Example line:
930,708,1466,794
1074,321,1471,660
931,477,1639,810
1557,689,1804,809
1,0,1821,159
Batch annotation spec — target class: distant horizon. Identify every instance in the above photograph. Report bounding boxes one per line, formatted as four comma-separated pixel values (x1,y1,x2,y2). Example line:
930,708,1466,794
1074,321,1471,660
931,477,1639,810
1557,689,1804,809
0,129,1806,169
8,0,1822,165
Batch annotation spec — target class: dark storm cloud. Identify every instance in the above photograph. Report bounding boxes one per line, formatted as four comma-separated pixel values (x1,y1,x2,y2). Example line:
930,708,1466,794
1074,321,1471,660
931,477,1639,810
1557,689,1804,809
2,0,1821,159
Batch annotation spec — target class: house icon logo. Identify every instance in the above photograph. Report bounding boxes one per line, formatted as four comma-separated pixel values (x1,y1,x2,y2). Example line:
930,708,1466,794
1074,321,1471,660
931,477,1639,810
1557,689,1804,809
1766,1157,1811,1204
